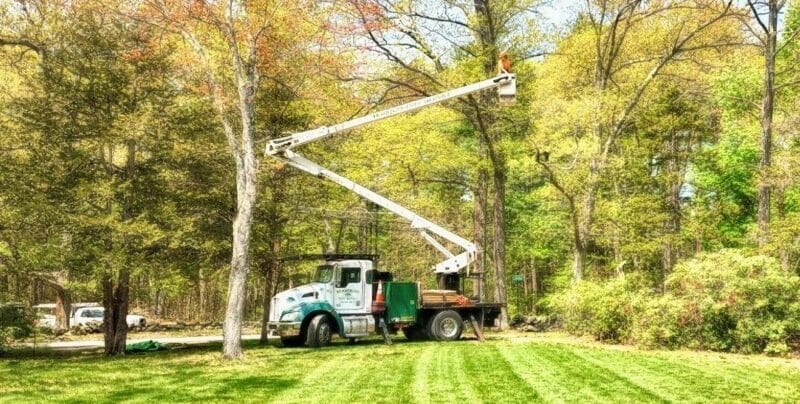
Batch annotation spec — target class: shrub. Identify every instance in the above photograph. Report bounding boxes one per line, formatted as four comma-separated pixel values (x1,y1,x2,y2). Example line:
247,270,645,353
554,250,800,355
0,303,33,352
554,277,646,343
655,250,800,354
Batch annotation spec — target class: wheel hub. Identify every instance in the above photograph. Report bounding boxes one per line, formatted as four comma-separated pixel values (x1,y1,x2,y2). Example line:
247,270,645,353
319,322,331,342
440,317,458,338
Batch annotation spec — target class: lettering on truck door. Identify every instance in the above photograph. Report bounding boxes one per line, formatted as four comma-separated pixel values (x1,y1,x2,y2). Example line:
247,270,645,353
334,265,364,313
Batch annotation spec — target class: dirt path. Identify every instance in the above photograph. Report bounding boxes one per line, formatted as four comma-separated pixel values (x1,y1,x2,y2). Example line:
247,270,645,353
24,334,265,350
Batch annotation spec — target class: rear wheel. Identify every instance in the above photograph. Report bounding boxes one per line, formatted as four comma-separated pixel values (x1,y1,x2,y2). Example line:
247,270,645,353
305,314,333,347
430,310,463,341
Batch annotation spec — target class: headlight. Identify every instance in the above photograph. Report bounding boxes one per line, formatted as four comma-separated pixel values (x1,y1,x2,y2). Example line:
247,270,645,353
280,310,301,322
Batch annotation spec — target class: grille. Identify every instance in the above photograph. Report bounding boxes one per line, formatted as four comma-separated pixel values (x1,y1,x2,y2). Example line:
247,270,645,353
269,297,279,322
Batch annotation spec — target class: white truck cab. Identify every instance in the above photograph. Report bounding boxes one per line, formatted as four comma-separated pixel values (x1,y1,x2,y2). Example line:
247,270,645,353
268,256,384,346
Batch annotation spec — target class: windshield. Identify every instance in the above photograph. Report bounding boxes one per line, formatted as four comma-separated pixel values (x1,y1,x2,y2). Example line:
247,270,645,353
315,265,334,283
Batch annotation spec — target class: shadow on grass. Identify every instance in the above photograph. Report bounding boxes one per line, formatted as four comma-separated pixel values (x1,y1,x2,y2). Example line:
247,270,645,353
2,340,303,402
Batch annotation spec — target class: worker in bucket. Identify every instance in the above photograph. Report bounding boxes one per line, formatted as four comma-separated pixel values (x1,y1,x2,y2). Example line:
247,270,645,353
498,51,512,74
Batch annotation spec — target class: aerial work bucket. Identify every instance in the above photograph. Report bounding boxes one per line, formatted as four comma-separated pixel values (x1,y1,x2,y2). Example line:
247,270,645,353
497,74,516,105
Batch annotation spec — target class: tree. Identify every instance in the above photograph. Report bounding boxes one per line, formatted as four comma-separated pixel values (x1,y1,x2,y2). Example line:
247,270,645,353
741,0,789,246
341,0,543,328
534,0,737,282
141,0,340,358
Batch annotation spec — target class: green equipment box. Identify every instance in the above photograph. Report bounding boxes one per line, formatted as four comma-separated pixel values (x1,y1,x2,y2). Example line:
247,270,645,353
384,282,418,323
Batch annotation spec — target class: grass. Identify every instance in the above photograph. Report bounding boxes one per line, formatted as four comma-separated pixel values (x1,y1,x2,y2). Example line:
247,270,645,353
2,333,800,403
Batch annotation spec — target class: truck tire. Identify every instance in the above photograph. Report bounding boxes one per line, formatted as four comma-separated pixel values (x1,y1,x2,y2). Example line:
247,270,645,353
305,314,333,347
429,310,463,341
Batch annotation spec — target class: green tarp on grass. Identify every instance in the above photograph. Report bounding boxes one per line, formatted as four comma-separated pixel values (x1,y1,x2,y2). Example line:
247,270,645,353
126,340,167,353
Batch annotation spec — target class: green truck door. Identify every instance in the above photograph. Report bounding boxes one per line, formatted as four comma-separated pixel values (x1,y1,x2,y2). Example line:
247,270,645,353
384,282,418,323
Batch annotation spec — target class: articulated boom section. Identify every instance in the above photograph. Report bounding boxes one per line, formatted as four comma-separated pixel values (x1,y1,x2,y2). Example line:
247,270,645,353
266,74,516,274
280,151,475,273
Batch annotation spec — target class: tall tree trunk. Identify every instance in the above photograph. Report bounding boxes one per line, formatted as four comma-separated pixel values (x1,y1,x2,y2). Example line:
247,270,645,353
260,236,281,344
662,133,683,287
471,0,510,328
103,268,131,356
776,185,790,271
103,139,137,356
530,260,538,314
491,157,509,329
472,166,489,300
198,267,207,322
223,157,257,359
53,284,71,331
756,0,779,247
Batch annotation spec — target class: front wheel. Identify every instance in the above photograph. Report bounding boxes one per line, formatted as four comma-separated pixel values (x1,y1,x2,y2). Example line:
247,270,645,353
429,310,463,341
305,314,333,347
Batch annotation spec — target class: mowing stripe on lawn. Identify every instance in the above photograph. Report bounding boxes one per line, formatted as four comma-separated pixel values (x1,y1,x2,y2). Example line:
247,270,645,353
413,341,541,403
268,343,417,404
570,344,800,403
417,343,481,403
411,344,434,404
459,343,542,403
497,341,666,403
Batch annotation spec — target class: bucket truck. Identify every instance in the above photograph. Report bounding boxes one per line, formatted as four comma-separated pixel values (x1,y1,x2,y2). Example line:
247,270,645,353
265,73,516,347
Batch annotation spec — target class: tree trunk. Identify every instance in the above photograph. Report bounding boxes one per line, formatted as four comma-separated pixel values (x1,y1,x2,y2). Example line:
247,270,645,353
222,159,257,359
53,285,71,330
573,188,597,282
776,185,790,271
103,267,131,356
757,0,778,247
472,166,489,300
198,267,207,322
530,261,538,314
103,139,137,356
260,270,273,345
491,158,509,329
662,133,683,288
260,237,281,344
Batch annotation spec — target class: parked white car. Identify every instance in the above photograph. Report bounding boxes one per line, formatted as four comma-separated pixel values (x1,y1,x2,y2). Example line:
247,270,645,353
73,307,147,328
33,303,146,329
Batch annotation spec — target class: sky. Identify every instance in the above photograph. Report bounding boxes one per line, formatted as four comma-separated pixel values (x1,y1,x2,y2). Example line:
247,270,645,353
539,0,582,31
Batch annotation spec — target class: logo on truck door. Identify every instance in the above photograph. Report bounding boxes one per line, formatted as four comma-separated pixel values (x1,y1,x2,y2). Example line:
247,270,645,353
335,267,362,308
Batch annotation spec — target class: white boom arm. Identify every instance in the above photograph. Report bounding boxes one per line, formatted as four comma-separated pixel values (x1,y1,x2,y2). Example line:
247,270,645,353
266,74,516,274
268,74,516,155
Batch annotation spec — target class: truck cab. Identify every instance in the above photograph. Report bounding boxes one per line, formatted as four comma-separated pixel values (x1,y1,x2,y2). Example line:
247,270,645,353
268,255,388,347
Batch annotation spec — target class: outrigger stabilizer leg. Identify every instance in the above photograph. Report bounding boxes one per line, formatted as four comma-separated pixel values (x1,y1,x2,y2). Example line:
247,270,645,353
378,318,392,345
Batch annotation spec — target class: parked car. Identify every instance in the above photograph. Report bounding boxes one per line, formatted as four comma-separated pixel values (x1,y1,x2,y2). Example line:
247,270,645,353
32,303,146,329
73,306,147,329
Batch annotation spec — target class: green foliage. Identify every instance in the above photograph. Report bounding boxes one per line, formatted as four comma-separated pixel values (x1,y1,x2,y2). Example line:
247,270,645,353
653,250,800,354
554,278,646,343
0,304,33,351
557,250,800,355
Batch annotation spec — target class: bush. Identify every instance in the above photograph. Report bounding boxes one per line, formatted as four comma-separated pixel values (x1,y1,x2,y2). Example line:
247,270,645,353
554,250,800,355
554,277,646,343
650,250,800,354
0,303,34,352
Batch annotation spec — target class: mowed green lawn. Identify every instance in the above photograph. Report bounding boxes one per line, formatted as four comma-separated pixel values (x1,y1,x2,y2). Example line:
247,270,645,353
2,334,800,403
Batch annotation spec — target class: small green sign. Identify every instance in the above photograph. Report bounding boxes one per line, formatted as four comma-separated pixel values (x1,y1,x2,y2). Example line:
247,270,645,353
512,274,524,283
